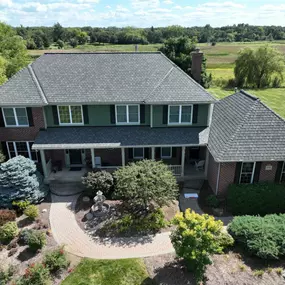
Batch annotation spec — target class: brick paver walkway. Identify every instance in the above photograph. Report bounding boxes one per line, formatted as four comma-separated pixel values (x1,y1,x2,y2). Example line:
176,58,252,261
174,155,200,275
50,194,175,259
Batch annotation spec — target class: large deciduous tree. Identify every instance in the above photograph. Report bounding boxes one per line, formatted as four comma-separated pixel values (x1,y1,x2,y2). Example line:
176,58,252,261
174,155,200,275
234,45,285,88
113,160,178,211
0,22,30,82
159,37,212,88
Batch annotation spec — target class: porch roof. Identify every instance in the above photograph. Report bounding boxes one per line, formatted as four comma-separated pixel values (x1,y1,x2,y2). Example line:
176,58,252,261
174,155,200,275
32,126,209,150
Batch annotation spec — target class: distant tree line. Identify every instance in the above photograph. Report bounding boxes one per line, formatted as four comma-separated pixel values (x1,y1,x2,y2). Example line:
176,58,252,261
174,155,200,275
15,23,285,50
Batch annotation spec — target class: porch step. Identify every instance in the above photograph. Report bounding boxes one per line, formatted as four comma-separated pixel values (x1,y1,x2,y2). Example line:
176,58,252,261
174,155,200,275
49,182,84,196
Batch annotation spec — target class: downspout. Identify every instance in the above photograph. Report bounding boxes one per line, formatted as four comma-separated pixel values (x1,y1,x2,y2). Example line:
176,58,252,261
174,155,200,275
215,162,221,195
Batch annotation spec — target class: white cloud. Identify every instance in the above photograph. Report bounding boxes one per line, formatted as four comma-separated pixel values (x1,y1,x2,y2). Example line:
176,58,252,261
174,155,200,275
260,4,285,11
105,5,111,9
163,0,173,4
77,0,99,3
201,1,245,9
131,0,160,9
0,0,12,7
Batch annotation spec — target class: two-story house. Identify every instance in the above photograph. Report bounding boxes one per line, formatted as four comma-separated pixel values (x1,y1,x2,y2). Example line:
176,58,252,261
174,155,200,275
0,51,284,196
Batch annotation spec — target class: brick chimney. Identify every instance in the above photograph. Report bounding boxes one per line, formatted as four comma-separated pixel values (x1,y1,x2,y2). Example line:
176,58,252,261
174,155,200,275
191,48,203,84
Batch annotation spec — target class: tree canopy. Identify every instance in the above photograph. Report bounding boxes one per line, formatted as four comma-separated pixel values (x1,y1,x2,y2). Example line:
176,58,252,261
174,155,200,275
234,45,285,88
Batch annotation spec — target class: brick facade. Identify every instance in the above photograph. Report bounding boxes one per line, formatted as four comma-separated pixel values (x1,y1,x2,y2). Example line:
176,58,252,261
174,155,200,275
0,107,45,142
259,161,278,182
218,162,236,196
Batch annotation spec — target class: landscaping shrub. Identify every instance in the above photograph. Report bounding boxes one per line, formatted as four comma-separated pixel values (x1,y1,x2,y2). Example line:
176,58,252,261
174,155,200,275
0,209,16,226
16,263,51,285
12,200,31,214
24,205,39,220
43,247,70,273
227,183,285,215
215,231,234,248
0,156,49,208
0,264,16,285
206,194,219,208
228,214,285,259
113,160,178,210
0,222,19,243
171,209,227,282
19,229,46,251
0,150,5,164
82,170,114,197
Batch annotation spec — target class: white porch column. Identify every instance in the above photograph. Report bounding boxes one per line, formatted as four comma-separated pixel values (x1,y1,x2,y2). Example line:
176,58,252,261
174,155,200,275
181,146,186,177
121,148,125,167
151,147,155,160
40,150,48,178
91,148,95,169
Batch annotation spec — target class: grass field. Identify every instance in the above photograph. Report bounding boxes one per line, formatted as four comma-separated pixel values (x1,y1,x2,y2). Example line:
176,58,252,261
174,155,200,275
61,258,154,285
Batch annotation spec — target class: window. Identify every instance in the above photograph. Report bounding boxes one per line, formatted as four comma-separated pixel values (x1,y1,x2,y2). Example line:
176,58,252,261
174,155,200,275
2,107,29,127
6,141,38,161
168,105,193,124
281,162,285,183
161,147,172,159
133,148,144,159
116,105,139,124
239,162,256,184
58,105,83,125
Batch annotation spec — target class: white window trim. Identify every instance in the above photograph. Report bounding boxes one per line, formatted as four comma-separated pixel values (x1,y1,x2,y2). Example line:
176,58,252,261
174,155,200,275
6,141,38,162
168,105,193,125
161,147,172,159
2,107,29,127
57,105,84,126
115,104,140,125
133,148,144,159
239,162,256,184
281,161,285,182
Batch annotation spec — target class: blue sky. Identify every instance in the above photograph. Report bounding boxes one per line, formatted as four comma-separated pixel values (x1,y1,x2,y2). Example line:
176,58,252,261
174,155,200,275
0,0,285,27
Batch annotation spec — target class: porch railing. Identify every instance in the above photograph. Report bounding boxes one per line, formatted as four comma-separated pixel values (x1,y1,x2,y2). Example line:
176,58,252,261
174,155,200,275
168,165,182,176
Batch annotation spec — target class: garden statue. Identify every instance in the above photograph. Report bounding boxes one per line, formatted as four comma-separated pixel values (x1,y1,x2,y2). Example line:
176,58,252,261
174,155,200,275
90,190,110,217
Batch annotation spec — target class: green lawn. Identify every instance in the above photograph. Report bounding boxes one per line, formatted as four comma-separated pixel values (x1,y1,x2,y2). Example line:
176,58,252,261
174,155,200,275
209,87,285,118
61,258,155,285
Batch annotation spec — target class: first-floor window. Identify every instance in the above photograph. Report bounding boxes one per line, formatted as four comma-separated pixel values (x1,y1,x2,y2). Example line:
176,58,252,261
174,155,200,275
6,141,38,161
116,105,139,124
168,105,193,124
133,148,144,159
161,147,172,159
57,105,83,125
239,162,256,184
281,162,285,183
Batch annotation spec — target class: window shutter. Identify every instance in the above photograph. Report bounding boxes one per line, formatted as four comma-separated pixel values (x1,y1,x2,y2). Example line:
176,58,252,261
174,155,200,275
234,162,242,184
140,105,145,124
52,106,59,125
1,142,8,161
128,148,133,159
0,108,5,127
253,162,261,183
192,104,199,124
144,148,150,159
110,105,116,124
172,147,177,158
163,105,168,124
275,161,284,183
27,107,34,127
155,147,161,159
83,105,89,124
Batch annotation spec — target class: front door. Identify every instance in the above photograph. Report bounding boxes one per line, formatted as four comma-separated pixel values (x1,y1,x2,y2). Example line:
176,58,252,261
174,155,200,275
69,149,82,165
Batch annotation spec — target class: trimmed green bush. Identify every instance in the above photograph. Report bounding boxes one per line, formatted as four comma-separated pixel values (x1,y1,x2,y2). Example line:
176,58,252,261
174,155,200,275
228,214,285,259
12,200,31,214
0,264,16,284
19,229,46,251
0,209,16,226
215,231,234,248
227,183,285,215
43,247,70,273
24,205,39,220
0,222,18,243
206,194,219,208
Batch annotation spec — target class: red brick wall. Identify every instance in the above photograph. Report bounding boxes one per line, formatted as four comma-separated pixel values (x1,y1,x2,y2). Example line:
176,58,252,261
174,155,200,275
0,107,45,142
259,161,278,182
207,152,219,194
218,162,236,196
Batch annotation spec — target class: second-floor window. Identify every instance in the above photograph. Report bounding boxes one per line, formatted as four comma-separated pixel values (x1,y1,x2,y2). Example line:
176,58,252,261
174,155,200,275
116,105,139,124
168,105,193,125
2,107,29,127
57,105,83,125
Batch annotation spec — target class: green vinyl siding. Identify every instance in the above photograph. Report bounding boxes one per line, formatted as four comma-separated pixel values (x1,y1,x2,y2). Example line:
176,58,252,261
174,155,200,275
152,104,209,127
45,105,150,127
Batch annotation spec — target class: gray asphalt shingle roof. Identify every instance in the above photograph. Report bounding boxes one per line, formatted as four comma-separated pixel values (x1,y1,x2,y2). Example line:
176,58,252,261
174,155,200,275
32,126,209,149
208,90,285,162
0,67,46,106
0,52,215,105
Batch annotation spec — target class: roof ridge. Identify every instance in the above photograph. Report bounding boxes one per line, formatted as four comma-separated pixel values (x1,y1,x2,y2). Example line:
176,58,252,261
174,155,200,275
28,65,48,105
43,52,161,55
218,97,259,160
159,52,216,102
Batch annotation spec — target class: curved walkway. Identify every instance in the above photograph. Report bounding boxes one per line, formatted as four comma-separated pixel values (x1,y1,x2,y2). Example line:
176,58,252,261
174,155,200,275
49,194,175,259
